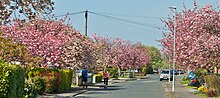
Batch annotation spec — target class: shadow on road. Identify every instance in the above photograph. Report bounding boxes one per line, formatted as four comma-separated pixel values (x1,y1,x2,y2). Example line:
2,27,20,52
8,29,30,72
89,85,125,91
75,85,126,97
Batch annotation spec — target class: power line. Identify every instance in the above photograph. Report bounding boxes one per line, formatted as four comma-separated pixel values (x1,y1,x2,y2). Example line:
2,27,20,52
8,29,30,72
89,11,168,30
93,12,161,33
93,12,168,19
52,11,85,18
50,10,169,31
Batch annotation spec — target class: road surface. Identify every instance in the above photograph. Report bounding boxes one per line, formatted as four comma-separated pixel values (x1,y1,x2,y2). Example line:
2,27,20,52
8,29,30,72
75,74,167,98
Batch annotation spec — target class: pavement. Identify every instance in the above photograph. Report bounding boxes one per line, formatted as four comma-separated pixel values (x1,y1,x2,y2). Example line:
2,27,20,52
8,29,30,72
164,75,201,98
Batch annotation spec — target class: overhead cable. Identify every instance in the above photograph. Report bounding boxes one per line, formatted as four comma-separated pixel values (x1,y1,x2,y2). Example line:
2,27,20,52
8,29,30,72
53,11,85,18
94,13,161,33
93,12,168,19
89,11,168,30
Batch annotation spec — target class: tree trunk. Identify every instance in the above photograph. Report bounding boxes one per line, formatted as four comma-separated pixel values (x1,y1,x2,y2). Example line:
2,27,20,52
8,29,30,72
118,66,121,78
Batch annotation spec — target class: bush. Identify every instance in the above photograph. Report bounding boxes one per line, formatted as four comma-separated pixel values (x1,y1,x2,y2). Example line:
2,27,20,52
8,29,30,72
204,75,220,95
109,68,118,78
28,68,73,93
57,70,73,93
0,60,25,98
206,88,218,97
33,76,46,95
141,66,147,75
194,68,207,78
146,66,153,74
45,76,58,93
24,79,38,98
94,74,102,83
28,68,60,93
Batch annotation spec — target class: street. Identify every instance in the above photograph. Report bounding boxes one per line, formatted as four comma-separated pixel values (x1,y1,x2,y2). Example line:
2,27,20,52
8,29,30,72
75,74,167,98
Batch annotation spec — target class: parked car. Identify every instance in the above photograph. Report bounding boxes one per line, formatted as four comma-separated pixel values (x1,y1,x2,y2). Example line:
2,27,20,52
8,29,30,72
177,69,185,74
170,69,178,75
160,69,173,81
153,69,159,74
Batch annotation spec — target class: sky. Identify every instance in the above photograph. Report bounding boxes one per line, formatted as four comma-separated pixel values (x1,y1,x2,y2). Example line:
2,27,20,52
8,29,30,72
52,0,218,49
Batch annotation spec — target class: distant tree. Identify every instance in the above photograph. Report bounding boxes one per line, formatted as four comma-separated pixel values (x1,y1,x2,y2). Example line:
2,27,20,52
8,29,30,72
92,35,150,70
107,38,149,70
147,46,162,69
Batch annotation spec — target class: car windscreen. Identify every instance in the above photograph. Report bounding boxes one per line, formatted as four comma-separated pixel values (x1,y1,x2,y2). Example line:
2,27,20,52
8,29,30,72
161,70,169,74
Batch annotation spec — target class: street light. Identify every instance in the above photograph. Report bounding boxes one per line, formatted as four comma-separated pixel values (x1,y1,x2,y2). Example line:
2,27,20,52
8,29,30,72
169,6,176,92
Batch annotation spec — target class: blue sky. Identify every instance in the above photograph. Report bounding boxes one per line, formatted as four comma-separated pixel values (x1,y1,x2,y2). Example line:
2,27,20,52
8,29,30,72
52,0,218,49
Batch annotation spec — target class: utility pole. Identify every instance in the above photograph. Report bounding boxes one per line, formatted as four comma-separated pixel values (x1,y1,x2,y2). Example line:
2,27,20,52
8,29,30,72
85,10,88,36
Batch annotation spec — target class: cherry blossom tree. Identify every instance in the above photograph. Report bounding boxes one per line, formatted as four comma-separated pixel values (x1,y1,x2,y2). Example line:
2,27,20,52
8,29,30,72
111,39,149,69
160,2,220,70
62,32,97,69
1,18,73,67
92,34,149,70
92,34,112,67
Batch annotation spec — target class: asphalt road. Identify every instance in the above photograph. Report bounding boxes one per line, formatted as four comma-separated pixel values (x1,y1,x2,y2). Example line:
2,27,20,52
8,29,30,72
75,74,167,98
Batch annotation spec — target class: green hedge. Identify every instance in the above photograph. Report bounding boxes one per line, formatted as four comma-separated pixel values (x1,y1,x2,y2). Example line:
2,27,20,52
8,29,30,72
57,70,73,93
94,74,102,83
109,68,119,78
0,60,25,98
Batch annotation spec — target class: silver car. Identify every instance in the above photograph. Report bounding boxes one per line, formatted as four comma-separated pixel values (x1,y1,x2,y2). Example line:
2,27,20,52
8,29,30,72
160,69,173,81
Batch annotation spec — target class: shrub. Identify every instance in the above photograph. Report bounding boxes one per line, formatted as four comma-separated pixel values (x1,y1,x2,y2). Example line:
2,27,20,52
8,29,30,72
33,76,46,95
45,76,58,93
28,68,73,93
146,66,153,74
0,61,10,97
141,66,147,75
28,68,60,93
204,75,220,95
194,68,207,78
24,79,38,98
0,60,25,98
94,74,102,83
57,70,73,93
206,88,218,97
109,68,118,78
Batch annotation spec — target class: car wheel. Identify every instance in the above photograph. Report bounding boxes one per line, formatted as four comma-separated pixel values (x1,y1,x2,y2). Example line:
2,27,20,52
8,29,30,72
160,78,162,81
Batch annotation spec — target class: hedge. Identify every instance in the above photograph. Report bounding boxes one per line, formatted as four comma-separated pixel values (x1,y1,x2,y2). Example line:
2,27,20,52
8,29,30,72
28,68,59,93
28,68,73,93
0,60,25,98
57,70,73,93
94,74,102,83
